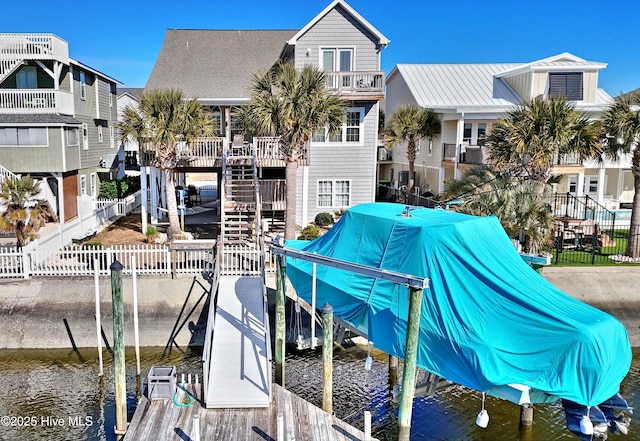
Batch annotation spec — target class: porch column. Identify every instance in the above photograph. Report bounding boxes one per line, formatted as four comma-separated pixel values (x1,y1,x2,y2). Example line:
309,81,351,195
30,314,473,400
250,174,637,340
149,167,159,224
301,166,309,228
576,172,585,197
438,167,445,194
597,165,606,204
455,115,465,180
140,166,148,233
56,174,65,224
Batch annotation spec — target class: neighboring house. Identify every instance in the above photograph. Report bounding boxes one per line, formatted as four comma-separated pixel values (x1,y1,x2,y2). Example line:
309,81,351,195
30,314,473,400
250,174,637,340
145,0,388,227
0,33,122,222
384,52,632,210
117,87,143,171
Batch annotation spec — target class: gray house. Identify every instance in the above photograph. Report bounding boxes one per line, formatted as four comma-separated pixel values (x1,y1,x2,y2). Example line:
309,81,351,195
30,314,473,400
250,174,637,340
145,0,388,228
0,33,121,222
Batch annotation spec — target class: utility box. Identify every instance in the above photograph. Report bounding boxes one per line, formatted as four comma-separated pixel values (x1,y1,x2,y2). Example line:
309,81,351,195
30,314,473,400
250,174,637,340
147,366,176,400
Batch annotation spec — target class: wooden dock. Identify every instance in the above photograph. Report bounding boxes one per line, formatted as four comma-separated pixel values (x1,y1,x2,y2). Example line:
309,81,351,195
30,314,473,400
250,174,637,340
124,382,376,441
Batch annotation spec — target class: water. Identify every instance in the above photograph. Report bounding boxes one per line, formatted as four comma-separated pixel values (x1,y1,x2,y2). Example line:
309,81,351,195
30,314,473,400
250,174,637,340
1,345,639,441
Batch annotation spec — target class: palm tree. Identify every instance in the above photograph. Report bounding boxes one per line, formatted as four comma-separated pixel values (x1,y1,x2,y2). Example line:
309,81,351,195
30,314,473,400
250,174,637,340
0,176,57,248
384,105,441,189
118,88,211,236
487,96,600,183
443,167,555,254
600,92,640,257
247,63,344,239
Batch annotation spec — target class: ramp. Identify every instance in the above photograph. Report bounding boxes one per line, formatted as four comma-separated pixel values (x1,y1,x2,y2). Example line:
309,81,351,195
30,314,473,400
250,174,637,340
204,275,270,408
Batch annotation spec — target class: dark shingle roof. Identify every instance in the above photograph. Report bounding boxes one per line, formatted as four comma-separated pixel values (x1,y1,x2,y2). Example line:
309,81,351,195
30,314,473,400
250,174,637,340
0,114,81,125
118,87,144,99
146,29,296,102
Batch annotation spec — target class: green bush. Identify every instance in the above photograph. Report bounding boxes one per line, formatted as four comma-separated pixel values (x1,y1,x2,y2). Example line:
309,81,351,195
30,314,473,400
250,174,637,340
314,212,333,227
298,225,320,240
145,225,157,236
98,176,141,199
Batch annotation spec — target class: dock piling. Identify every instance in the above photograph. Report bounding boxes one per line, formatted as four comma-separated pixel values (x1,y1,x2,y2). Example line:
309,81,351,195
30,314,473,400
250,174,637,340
275,255,286,386
322,303,334,414
110,259,127,440
398,287,424,441
94,259,103,376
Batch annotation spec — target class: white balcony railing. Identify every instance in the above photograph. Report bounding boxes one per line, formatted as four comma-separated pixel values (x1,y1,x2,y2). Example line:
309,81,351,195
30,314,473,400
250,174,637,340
0,89,74,115
0,34,68,61
324,71,384,95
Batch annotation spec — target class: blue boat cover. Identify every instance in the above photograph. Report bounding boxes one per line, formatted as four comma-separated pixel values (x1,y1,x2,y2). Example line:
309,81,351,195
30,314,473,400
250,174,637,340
284,203,631,406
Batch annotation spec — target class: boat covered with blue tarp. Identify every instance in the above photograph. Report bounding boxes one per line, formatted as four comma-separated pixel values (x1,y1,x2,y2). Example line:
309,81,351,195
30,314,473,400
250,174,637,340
284,202,631,407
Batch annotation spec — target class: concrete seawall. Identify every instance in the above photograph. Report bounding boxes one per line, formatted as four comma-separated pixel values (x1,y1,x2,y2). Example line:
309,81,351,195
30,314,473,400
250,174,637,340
0,266,639,349
0,275,211,350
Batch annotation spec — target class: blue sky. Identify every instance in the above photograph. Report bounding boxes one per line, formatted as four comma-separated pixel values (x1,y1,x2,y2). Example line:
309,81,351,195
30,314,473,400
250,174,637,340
5,0,639,95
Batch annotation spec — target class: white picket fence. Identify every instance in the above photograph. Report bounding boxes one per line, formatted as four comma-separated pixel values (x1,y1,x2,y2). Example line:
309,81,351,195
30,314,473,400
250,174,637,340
0,242,276,279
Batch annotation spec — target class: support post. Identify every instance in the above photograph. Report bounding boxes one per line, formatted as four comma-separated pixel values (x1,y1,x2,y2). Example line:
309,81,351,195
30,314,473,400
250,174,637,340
364,410,372,441
94,259,103,376
389,355,398,387
275,255,286,386
311,254,317,348
140,166,148,233
193,414,201,441
520,403,534,429
322,303,334,414
110,260,127,439
398,287,424,441
131,255,141,376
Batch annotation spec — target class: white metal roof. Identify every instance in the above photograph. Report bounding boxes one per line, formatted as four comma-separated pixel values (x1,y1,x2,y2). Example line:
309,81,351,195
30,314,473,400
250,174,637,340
392,63,524,113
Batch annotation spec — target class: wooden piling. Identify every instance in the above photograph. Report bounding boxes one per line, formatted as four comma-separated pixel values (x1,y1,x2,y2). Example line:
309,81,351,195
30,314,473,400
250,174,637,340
275,255,286,386
398,288,423,441
94,259,103,376
520,403,534,428
110,260,127,439
322,303,334,414
389,355,398,386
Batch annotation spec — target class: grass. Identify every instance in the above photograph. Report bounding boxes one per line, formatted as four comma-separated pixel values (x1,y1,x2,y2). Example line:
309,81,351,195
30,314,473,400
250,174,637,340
552,228,640,266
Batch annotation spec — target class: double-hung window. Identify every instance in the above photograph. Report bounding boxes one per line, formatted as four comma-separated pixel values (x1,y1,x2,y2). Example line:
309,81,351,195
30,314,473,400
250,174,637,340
90,173,97,197
318,180,350,208
80,71,86,100
80,175,87,195
312,107,363,144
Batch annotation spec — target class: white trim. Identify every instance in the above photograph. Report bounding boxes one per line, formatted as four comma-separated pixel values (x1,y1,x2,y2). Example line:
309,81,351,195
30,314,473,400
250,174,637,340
98,125,103,143
90,172,97,197
110,126,115,149
95,77,100,119
0,127,49,147
316,178,351,208
311,106,364,146
80,175,87,196
60,128,66,171
66,126,79,146
302,166,309,228
287,0,389,48
80,71,86,101
82,123,89,150
69,58,122,85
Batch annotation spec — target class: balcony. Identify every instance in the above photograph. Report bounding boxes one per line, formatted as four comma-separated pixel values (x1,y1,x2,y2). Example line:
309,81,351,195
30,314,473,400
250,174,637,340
141,136,308,168
443,143,485,165
324,71,384,99
0,89,74,115
0,34,69,62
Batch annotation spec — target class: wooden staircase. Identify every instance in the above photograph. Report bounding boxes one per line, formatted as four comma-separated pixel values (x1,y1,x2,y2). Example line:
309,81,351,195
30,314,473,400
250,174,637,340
0,163,18,184
221,156,261,247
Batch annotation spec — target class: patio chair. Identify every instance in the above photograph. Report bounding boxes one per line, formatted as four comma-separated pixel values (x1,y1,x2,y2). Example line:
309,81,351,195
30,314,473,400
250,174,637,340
232,134,245,156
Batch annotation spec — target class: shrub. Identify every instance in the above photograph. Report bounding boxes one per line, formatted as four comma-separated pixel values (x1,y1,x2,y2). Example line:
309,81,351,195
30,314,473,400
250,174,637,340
98,176,141,199
314,212,333,227
298,225,320,240
334,209,346,220
145,225,158,236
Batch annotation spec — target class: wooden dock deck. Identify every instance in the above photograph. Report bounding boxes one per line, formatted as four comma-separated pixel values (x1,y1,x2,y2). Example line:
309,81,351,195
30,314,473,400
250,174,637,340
124,382,375,441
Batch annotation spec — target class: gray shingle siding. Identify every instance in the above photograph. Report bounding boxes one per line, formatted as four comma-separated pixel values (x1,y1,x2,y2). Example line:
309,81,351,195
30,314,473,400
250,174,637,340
297,101,378,224
294,6,380,72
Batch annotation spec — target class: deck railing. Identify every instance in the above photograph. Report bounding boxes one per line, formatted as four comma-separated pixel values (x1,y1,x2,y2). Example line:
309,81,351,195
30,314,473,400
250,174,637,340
324,71,384,95
0,34,67,59
260,179,286,210
0,89,74,115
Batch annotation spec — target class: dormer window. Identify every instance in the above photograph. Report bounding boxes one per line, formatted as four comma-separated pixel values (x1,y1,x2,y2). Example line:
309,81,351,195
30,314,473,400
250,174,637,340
548,72,583,100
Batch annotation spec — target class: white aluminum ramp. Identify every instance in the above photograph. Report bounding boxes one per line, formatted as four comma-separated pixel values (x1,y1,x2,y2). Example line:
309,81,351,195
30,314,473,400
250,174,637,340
204,276,270,408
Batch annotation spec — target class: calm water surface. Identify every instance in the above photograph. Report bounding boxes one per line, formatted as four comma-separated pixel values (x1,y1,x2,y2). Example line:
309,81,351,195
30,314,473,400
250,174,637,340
0,346,638,441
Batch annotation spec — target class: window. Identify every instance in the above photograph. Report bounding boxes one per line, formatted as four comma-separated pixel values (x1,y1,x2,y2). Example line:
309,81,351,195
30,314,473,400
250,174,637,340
586,176,599,194
110,126,115,148
312,108,363,144
477,123,487,143
80,175,87,195
318,180,350,208
0,127,47,146
82,123,89,150
549,72,583,100
109,84,116,107
66,127,79,146
80,71,86,100
463,123,472,143
98,126,103,143
90,173,96,197
568,176,577,193
321,48,353,88
16,67,37,89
